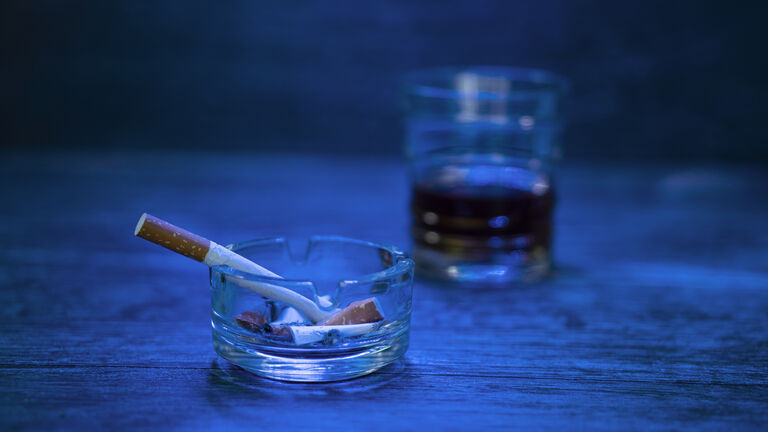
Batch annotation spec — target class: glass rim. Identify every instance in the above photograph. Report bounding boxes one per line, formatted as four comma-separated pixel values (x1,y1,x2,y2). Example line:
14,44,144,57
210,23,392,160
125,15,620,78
404,66,569,101
210,235,414,285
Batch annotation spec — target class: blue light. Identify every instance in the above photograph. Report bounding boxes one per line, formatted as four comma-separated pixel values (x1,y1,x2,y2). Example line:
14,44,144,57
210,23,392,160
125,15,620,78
488,215,509,228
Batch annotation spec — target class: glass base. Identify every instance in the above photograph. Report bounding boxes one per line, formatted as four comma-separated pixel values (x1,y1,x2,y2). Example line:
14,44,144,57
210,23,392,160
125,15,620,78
212,325,409,382
413,244,551,283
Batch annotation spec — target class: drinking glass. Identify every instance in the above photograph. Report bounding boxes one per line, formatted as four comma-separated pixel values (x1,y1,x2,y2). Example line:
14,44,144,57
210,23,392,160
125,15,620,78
404,66,567,283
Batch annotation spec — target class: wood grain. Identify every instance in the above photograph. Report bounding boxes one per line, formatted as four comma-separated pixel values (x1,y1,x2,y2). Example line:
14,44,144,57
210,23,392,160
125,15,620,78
1,152,767,430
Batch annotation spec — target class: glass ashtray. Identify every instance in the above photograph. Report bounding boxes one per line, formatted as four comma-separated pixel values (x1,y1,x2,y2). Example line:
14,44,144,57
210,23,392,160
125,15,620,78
210,236,414,382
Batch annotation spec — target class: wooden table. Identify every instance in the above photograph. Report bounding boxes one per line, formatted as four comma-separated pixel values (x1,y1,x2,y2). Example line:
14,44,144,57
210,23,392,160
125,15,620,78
1,152,767,430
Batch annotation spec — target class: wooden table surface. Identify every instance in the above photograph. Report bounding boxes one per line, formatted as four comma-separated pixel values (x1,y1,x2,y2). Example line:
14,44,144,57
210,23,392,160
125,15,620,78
1,152,767,430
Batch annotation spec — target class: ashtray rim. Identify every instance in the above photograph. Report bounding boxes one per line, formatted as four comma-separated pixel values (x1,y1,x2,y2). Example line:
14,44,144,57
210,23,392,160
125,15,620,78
211,235,415,286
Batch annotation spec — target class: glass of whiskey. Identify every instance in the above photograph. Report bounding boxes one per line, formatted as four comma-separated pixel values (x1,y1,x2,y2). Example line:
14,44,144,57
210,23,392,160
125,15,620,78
404,67,567,283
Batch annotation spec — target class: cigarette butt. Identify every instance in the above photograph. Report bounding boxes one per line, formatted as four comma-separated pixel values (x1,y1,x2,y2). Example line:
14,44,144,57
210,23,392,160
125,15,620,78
290,322,381,346
234,311,292,342
236,308,383,346
134,213,329,323
135,214,386,327
234,311,267,331
320,298,384,326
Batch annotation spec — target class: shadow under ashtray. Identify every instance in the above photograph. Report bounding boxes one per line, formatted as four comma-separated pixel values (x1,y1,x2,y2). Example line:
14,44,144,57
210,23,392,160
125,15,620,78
207,358,407,395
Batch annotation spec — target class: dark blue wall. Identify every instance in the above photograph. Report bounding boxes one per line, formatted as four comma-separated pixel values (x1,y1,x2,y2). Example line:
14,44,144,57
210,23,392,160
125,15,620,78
2,1,765,160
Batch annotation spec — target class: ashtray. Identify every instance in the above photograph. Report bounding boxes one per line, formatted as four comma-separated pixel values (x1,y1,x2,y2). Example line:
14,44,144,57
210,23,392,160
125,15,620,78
209,236,414,382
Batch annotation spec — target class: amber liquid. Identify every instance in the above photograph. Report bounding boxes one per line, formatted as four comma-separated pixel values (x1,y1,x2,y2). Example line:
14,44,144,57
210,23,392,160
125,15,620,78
411,182,555,261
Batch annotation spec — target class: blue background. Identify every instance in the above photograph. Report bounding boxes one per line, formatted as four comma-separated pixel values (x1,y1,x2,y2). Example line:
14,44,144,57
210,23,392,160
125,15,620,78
2,1,766,160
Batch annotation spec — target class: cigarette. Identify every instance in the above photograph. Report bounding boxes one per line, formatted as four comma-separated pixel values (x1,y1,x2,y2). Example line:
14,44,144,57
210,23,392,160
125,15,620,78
135,213,328,322
289,322,382,346
236,310,382,345
134,213,384,326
